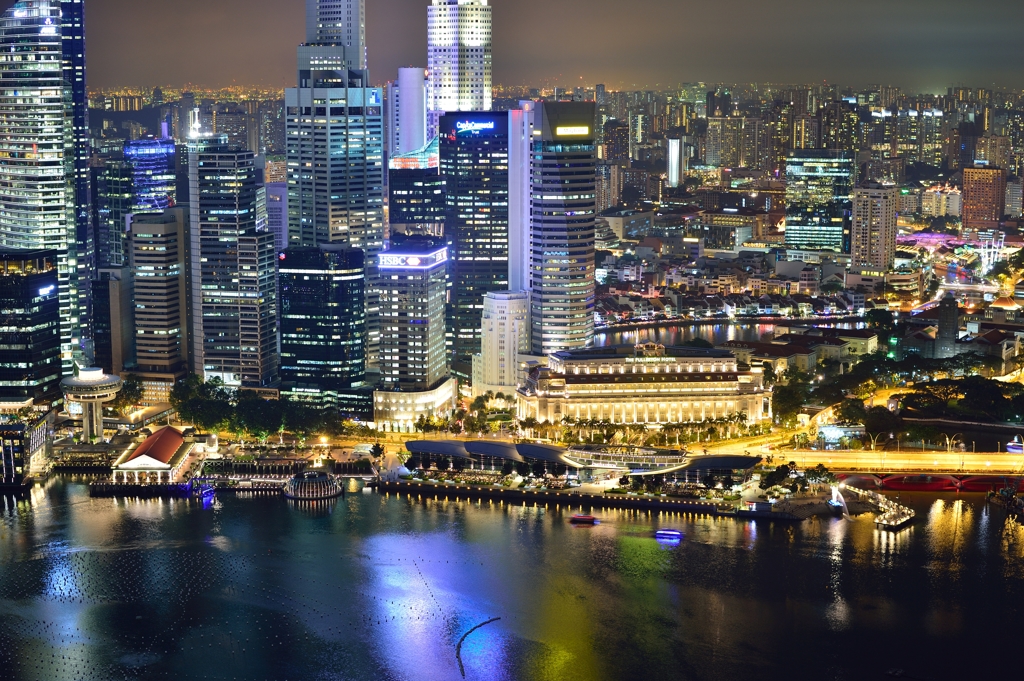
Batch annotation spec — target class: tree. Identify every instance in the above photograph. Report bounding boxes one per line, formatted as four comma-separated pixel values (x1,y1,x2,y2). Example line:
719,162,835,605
111,374,144,416
682,338,714,349
371,442,385,459
806,463,837,488
866,309,895,333
762,362,777,387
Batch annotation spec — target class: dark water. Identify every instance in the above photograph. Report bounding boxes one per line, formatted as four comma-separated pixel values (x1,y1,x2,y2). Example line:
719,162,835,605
2,481,1024,681
595,323,776,348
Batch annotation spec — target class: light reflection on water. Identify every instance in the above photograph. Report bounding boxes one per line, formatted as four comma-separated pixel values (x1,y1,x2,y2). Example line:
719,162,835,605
0,483,1021,680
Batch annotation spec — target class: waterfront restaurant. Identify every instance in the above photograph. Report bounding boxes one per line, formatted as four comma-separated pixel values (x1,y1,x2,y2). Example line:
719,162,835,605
516,343,770,426
111,426,194,484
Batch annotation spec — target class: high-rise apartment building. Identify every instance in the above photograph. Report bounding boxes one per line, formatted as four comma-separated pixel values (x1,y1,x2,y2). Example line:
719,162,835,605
187,142,279,392
791,114,821,150
279,245,367,412
129,209,189,406
427,0,492,114
472,290,530,396
0,1,92,369
513,102,597,356
962,166,1007,229
0,249,61,408
439,111,510,379
374,241,456,431
784,150,855,252
851,183,898,272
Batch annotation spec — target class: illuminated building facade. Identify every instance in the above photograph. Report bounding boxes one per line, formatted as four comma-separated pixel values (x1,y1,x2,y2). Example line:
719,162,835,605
129,209,188,406
427,0,492,114
517,344,768,426
279,245,367,408
439,112,510,378
525,102,597,356
784,150,855,252
188,142,279,392
0,249,61,408
0,1,91,369
386,67,427,157
851,183,898,271
962,166,1007,229
388,136,443,235
374,242,455,431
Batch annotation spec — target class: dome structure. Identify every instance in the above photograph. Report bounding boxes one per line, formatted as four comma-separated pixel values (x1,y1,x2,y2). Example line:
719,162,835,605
283,470,344,500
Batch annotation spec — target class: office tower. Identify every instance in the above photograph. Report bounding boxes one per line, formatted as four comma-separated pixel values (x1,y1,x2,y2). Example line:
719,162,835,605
305,0,365,70
129,209,188,405
63,0,94,348
374,241,456,431
288,0,383,367
523,102,597,356
187,141,279,392
92,267,134,375
92,137,177,269
427,0,492,114
784,150,855,252
439,111,510,378
279,245,366,409
0,1,91,369
0,249,61,407
472,290,529,395
962,166,1007,229
851,183,898,272
388,136,443,235
791,114,821,150
265,183,289,251
387,67,427,157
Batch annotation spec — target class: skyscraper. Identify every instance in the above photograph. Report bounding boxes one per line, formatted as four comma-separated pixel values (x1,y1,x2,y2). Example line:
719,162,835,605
387,67,427,158
516,102,598,356
784,150,855,252
0,249,61,408
439,111,510,378
129,209,189,406
388,136,443,236
851,183,898,272
0,1,92,369
427,0,492,115
279,245,368,413
288,0,384,368
373,240,456,431
962,166,1007,229
187,141,279,392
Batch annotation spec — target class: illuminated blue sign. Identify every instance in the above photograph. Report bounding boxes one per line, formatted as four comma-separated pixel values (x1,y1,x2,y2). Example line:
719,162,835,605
456,120,495,135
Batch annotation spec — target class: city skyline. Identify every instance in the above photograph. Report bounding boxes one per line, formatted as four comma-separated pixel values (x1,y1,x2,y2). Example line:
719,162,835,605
44,0,1024,91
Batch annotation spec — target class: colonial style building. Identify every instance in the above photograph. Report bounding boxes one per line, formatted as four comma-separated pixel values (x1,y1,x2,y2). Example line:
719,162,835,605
516,344,769,425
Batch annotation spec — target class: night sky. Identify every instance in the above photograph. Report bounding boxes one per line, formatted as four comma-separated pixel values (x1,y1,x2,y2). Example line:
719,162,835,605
58,0,1024,91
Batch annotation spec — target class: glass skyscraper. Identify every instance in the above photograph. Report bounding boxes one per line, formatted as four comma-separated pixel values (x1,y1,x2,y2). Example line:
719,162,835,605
288,0,384,367
439,112,509,379
279,245,367,411
0,1,92,369
784,150,856,253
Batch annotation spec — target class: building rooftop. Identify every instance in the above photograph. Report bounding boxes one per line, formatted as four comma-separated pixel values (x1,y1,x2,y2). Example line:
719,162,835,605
120,427,185,466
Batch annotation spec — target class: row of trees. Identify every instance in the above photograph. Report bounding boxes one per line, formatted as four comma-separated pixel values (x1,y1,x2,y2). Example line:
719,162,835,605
169,376,373,445
759,462,836,493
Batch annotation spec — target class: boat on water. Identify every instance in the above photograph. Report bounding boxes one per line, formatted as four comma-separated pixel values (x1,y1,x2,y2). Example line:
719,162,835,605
654,529,684,542
1008,436,1024,455
283,471,345,500
191,484,215,499
569,514,598,525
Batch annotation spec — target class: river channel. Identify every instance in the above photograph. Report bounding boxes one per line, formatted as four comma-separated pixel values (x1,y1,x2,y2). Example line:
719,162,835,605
1,480,1022,680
